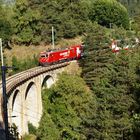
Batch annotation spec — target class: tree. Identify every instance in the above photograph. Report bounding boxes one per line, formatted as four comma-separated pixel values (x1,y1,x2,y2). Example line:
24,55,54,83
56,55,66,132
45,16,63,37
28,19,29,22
0,0,13,46
38,0,90,40
89,0,130,29
80,24,139,139
12,0,91,44
37,73,96,139
12,0,42,45
118,0,140,17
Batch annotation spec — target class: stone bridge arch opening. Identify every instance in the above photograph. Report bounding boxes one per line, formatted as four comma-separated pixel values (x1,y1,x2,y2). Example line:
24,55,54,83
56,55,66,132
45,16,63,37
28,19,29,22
11,89,22,135
25,82,39,128
42,75,55,89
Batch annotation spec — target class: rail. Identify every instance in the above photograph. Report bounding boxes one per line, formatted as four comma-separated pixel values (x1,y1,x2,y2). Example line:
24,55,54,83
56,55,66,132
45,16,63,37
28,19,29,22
0,62,69,95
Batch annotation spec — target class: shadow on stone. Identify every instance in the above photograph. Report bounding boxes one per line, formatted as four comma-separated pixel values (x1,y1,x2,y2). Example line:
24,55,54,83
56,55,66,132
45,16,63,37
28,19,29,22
0,121,6,140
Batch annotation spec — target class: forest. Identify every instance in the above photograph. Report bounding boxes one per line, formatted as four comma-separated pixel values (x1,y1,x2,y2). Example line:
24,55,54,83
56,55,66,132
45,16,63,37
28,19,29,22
1,0,140,46
0,0,140,139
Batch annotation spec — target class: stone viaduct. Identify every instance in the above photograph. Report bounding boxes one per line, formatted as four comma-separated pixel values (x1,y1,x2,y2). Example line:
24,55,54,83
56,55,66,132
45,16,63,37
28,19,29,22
0,62,70,137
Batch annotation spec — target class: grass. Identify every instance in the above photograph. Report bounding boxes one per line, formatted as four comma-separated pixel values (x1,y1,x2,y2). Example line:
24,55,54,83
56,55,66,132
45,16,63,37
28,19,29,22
4,37,82,65
64,60,82,76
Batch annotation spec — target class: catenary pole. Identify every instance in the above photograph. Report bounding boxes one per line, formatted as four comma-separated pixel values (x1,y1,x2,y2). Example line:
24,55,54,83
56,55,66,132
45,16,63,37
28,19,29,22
52,26,55,49
0,38,9,140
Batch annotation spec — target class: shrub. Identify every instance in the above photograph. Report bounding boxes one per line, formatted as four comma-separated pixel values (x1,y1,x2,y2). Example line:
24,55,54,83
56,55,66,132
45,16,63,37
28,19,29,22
28,123,37,135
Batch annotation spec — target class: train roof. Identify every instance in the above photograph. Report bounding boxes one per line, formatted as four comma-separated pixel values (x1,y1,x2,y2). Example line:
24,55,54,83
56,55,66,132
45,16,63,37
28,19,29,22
46,44,81,53
40,44,82,55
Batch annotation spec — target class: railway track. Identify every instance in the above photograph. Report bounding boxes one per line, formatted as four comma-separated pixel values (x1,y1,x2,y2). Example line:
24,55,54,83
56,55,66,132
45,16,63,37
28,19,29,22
0,62,69,95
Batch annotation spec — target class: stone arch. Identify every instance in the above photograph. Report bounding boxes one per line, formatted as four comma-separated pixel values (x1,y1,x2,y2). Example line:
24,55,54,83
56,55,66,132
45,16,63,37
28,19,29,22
11,89,23,135
12,90,19,110
25,82,39,127
42,75,54,89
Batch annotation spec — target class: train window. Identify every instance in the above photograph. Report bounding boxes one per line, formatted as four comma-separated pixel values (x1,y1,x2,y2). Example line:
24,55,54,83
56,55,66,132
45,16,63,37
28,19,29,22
40,55,45,58
40,54,48,58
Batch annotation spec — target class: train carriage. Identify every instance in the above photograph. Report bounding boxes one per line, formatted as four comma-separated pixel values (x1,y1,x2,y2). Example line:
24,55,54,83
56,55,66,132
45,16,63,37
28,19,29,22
39,44,83,66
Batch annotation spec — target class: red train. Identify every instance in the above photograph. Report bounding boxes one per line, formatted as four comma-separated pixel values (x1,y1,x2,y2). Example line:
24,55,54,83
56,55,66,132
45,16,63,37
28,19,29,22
39,44,83,66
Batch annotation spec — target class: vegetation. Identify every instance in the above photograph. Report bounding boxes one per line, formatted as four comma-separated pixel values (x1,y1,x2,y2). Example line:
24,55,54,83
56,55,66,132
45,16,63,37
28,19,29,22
37,73,96,140
118,0,140,33
36,35,140,139
1,0,140,46
12,0,91,45
89,0,130,29
119,0,140,16
12,0,42,45
22,134,37,140
80,24,140,139
10,55,38,74
0,0,13,46
0,0,140,139
28,123,37,135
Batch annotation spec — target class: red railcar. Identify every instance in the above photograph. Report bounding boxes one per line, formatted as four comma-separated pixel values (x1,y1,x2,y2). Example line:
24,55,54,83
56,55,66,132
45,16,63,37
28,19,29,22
39,44,83,66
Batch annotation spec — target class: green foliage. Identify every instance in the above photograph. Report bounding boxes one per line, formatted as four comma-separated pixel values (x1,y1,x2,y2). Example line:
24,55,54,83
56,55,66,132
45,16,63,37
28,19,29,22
28,123,37,135
12,0,42,45
119,0,140,17
2,0,140,139
12,0,91,44
0,1,13,46
80,23,112,88
131,15,140,34
89,0,130,29
80,24,140,139
11,56,20,73
37,73,96,140
133,114,140,138
2,0,140,46
11,54,38,74
37,0,91,40
22,134,36,140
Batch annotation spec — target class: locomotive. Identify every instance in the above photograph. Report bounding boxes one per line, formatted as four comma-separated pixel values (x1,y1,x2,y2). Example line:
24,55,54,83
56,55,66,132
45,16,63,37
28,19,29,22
39,44,84,66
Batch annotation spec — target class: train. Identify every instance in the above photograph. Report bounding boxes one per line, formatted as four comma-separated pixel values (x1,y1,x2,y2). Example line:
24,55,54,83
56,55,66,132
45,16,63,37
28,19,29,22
39,44,84,66
110,38,139,53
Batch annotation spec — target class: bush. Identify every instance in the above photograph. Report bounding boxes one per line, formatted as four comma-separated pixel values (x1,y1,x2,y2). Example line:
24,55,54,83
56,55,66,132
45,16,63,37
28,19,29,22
11,55,38,74
28,123,37,135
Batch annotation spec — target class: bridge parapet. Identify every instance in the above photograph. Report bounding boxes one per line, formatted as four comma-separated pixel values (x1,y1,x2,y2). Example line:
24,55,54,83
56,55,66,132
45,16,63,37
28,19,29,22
4,62,69,94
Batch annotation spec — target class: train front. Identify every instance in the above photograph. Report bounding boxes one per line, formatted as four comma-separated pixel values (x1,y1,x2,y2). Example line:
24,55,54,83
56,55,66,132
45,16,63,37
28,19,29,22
39,51,49,66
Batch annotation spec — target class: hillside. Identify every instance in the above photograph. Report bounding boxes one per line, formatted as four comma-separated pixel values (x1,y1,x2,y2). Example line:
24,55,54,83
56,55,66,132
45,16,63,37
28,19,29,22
4,37,82,65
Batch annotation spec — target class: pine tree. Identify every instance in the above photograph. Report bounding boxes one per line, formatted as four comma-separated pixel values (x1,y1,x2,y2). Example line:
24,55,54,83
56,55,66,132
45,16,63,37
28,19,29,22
80,25,139,139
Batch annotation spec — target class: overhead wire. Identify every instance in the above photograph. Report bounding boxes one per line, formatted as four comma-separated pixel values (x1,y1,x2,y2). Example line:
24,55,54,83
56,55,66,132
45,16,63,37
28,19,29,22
11,102,43,117
8,108,41,122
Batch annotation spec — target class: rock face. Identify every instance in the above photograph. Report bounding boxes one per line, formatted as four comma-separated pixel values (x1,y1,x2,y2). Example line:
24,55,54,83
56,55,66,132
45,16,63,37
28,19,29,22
0,129,6,140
